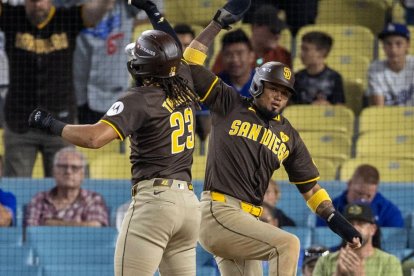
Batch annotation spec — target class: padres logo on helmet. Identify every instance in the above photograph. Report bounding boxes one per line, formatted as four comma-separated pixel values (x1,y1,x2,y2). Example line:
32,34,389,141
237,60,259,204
283,67,292,80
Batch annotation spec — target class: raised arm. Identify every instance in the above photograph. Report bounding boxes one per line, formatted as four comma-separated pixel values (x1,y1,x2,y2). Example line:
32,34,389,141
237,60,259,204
128,0,181,48
82,0,116,27
183,0,251,65
28,108,119,149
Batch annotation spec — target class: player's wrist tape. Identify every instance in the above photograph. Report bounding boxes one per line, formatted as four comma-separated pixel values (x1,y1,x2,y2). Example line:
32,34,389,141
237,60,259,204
306,189,331,213
183,47,207,65
50,119,67,136
326,211,363,244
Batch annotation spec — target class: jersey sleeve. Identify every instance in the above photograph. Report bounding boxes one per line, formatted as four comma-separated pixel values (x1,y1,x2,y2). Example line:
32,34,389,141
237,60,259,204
189,64,241,115
367,61,386,96
331,71,345,104
100,90,149,140
282,124,320,184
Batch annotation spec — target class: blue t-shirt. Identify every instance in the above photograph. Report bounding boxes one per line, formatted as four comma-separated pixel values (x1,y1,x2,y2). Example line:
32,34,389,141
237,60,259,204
218,70,255,98
316,191,404,227
0,188,17,226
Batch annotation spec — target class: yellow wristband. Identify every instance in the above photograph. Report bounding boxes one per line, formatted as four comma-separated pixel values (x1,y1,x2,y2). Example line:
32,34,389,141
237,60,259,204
183,47,207,65
306,189,331,213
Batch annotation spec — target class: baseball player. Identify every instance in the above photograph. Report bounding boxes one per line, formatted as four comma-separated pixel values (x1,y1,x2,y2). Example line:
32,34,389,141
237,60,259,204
27,1,202,275
181,5,363,276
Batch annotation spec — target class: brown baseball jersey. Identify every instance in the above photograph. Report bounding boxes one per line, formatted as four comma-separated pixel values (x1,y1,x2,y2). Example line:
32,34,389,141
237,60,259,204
190,65,319,205
100,63,196,184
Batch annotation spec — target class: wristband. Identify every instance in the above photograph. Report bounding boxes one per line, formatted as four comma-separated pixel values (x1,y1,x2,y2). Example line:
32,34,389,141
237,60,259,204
183,47,207,65
306,189,331,213
50,119,67,136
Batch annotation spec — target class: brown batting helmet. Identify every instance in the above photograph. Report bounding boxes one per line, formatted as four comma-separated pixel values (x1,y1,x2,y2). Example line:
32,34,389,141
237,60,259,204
249,61,295,98
127,30,181,79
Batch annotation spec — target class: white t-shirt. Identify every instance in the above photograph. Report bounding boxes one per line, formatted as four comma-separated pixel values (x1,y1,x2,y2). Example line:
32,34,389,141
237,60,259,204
367,55,414,106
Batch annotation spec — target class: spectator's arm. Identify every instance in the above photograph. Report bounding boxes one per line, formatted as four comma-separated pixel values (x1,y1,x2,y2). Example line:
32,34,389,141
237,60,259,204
81,0,116,27
25,199,42,226
0,203,12,226
83,194,109,226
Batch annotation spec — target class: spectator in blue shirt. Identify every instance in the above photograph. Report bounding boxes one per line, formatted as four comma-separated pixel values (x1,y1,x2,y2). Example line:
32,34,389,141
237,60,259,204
0,188,16,227
0,155,16,226
317,164,404,227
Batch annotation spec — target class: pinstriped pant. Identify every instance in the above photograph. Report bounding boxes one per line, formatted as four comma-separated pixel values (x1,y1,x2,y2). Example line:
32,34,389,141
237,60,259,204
199,191,300,276
115,179,201,276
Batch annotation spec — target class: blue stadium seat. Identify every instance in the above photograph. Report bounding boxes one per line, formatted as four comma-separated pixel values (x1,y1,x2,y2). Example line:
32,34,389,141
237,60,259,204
0,227,23,246
381,227,408,251
196,243,215,267
1,178,54,206
42,264,114,276
33,246,114,266
282,227,312,250
82,179,131,211
277,183,313,227
312,227,342,249
0,245,35,266
0,265,42,276
407,229,414,249
197,265,220,276
379,183,414,221
388,248,413,261
26,226,118,249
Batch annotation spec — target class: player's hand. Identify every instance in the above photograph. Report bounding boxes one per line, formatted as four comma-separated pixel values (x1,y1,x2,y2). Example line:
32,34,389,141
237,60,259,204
127,0,156,11
28,108,54,131
347,236,362,249
28,108,67,136
213,0,251,30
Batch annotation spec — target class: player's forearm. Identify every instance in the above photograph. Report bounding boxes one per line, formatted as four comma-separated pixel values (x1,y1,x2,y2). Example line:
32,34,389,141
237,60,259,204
61,124,110,149
190,21,222,54
184,22,222,66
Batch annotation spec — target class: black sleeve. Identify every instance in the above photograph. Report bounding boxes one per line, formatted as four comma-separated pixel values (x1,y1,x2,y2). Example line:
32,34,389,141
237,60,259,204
145,6,181,51
330,71,345,104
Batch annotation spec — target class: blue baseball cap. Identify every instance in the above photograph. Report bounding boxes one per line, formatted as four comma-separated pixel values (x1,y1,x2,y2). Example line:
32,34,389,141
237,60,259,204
379,23,410,40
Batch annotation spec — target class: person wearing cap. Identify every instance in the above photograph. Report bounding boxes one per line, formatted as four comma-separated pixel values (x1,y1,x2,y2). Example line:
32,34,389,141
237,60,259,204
302,245,329,276
366,22,414,106
314,202,402,275
316,164,404,228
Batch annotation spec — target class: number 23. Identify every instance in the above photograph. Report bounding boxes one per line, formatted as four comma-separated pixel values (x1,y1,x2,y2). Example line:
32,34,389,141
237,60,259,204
170,108,194,154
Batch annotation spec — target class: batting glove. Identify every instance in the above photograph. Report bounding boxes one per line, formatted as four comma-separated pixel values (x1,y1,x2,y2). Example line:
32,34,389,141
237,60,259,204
326,211,363,245
28,108,66,136
213,0,251,30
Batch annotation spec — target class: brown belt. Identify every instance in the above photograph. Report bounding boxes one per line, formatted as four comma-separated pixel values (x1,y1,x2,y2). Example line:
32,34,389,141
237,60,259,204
131,178,193,196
